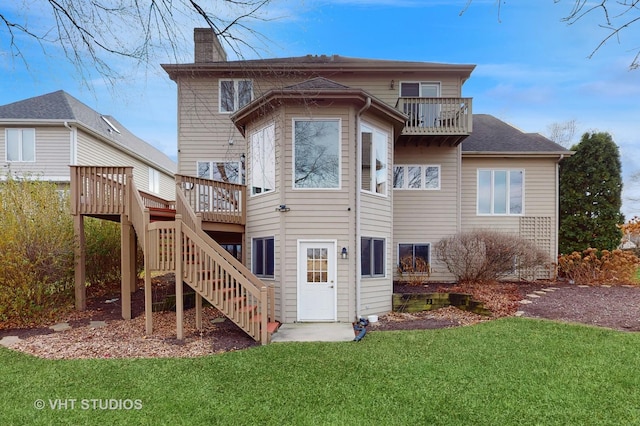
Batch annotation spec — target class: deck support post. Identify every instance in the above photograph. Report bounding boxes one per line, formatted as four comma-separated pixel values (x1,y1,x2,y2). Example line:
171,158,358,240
175,215,184,340
195,293,203,330
143,210,153,335
120,214,133,320
73,214,86,311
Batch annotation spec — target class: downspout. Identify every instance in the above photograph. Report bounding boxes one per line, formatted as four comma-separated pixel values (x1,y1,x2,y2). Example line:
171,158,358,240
355,97,371,320
64,121,77,166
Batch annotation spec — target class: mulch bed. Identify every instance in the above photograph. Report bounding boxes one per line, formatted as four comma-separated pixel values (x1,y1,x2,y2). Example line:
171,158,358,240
2,276,640,359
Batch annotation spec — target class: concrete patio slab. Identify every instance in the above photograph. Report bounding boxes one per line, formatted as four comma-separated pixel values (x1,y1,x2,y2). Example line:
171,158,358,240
271,322,355,343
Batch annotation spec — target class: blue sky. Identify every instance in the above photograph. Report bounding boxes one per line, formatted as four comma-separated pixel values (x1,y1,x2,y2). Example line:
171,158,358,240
1,0,639,216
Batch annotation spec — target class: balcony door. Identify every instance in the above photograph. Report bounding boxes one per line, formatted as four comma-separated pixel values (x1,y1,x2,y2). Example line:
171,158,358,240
400,82,440,127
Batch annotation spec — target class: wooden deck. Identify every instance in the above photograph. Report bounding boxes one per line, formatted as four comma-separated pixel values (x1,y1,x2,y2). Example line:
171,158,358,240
70,166,275,344
395,97,472,146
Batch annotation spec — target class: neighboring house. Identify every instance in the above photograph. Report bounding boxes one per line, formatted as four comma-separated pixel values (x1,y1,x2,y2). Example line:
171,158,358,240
0,90,176,200
159,28,572,325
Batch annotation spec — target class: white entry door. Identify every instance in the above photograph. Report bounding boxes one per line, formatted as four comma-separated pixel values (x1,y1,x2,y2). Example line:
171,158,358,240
298,241,336,321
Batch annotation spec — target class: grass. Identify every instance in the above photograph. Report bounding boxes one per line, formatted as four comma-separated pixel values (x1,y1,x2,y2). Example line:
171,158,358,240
2,317,640,425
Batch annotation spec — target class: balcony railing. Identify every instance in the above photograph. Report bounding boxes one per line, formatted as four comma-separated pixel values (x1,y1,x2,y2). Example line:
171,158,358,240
175,174,246,225
395,97,472,136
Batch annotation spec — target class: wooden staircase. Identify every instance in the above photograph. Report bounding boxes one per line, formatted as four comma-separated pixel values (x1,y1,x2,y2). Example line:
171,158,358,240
70,166,277,344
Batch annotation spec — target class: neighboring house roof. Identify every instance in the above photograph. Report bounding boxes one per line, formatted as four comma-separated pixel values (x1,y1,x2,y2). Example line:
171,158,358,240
163,54,475,80
0,90,176,174
462,114,573,156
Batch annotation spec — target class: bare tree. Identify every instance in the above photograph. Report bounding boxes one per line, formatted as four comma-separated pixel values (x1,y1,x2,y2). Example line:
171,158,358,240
546,119,577,148
461,0,640,69
0,0,273,87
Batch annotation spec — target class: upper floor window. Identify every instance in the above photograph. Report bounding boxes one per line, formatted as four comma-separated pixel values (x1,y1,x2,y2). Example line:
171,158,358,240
148,168,160,194
477,169,524,215
250,123,275,196
6,128,35,162
361,123,388,196
219,79,253,113
293,119,340,189
400,82,441,127
393,165,440,190
197,161,242,183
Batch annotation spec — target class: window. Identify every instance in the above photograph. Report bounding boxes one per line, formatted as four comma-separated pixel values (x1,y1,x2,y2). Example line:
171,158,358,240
6,128,35,162
393,165,440,190
294,119,340,189
361,123,388,195
400,82,440,127
220,79,253,112
250,123,276,196
361,237,385,277
252,237,274,278
478,170,524,215
197,161,242,183
398,243,430,272
148,168,160,194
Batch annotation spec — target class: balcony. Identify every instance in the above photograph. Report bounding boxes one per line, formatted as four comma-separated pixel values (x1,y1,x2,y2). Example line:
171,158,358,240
395,97,472,146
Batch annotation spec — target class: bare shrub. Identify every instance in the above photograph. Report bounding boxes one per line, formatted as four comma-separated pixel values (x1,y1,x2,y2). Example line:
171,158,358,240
434,230,550,283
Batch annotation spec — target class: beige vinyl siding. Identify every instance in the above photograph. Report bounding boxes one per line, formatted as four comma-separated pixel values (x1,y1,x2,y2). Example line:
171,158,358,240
461,156,559,278
393,145,460,282
175,70,465,177
176,78,248,176
359,115,394,317
77,129,175,201
1,126,71,180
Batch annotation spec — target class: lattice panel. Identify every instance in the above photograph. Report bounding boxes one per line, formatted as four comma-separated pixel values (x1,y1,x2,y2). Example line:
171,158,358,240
519,216,554,280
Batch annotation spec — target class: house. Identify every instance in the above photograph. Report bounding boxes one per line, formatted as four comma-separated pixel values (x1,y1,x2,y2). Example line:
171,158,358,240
156,28,572,329
68,28,570,344
0,90,176,200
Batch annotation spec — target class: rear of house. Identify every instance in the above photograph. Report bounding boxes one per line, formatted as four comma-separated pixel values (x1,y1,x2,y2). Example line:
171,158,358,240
162,28,569,324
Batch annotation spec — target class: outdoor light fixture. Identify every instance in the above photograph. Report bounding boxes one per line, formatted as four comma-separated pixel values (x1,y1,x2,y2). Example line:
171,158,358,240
276,204,290,212
390,79,395,90
341,247,348,259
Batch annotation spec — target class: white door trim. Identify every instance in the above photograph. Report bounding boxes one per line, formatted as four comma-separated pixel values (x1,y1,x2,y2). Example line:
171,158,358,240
296,239,338,322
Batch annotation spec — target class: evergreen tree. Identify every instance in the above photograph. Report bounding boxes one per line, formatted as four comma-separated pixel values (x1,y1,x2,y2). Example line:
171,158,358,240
559,132,624,253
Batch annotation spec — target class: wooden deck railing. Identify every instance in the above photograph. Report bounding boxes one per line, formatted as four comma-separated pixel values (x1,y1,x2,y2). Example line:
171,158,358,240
175,174,246,225
147,216,268,343
395,97,472,135
139,190,176,210
70,166,130,216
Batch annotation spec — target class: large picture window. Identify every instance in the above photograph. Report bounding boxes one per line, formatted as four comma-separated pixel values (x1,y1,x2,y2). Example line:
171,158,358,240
197,161,242,183
361,237,385,277
6,128,35,162
294,119,340,189
477,169,524,215
393,165,440,190
252,237,275,278
361,123,388,195
219,79,253,113
250,123,276,196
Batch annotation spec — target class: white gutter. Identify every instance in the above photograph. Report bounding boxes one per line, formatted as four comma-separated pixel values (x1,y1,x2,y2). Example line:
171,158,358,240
64,121,77,165
355,97,371,320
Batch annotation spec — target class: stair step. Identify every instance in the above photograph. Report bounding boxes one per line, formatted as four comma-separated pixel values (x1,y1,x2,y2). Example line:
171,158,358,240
237,304,257,313
267,321,280,334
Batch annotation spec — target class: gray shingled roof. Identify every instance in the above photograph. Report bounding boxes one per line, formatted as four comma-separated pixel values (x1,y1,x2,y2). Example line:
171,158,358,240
462,114,570,154
0,90,176,173
284,77,351,91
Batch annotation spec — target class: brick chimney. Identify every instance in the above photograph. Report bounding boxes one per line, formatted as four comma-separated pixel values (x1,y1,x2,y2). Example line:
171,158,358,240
194,28,227,63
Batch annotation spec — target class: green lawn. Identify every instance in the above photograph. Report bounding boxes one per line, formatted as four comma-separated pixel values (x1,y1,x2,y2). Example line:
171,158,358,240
2,317,640,425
